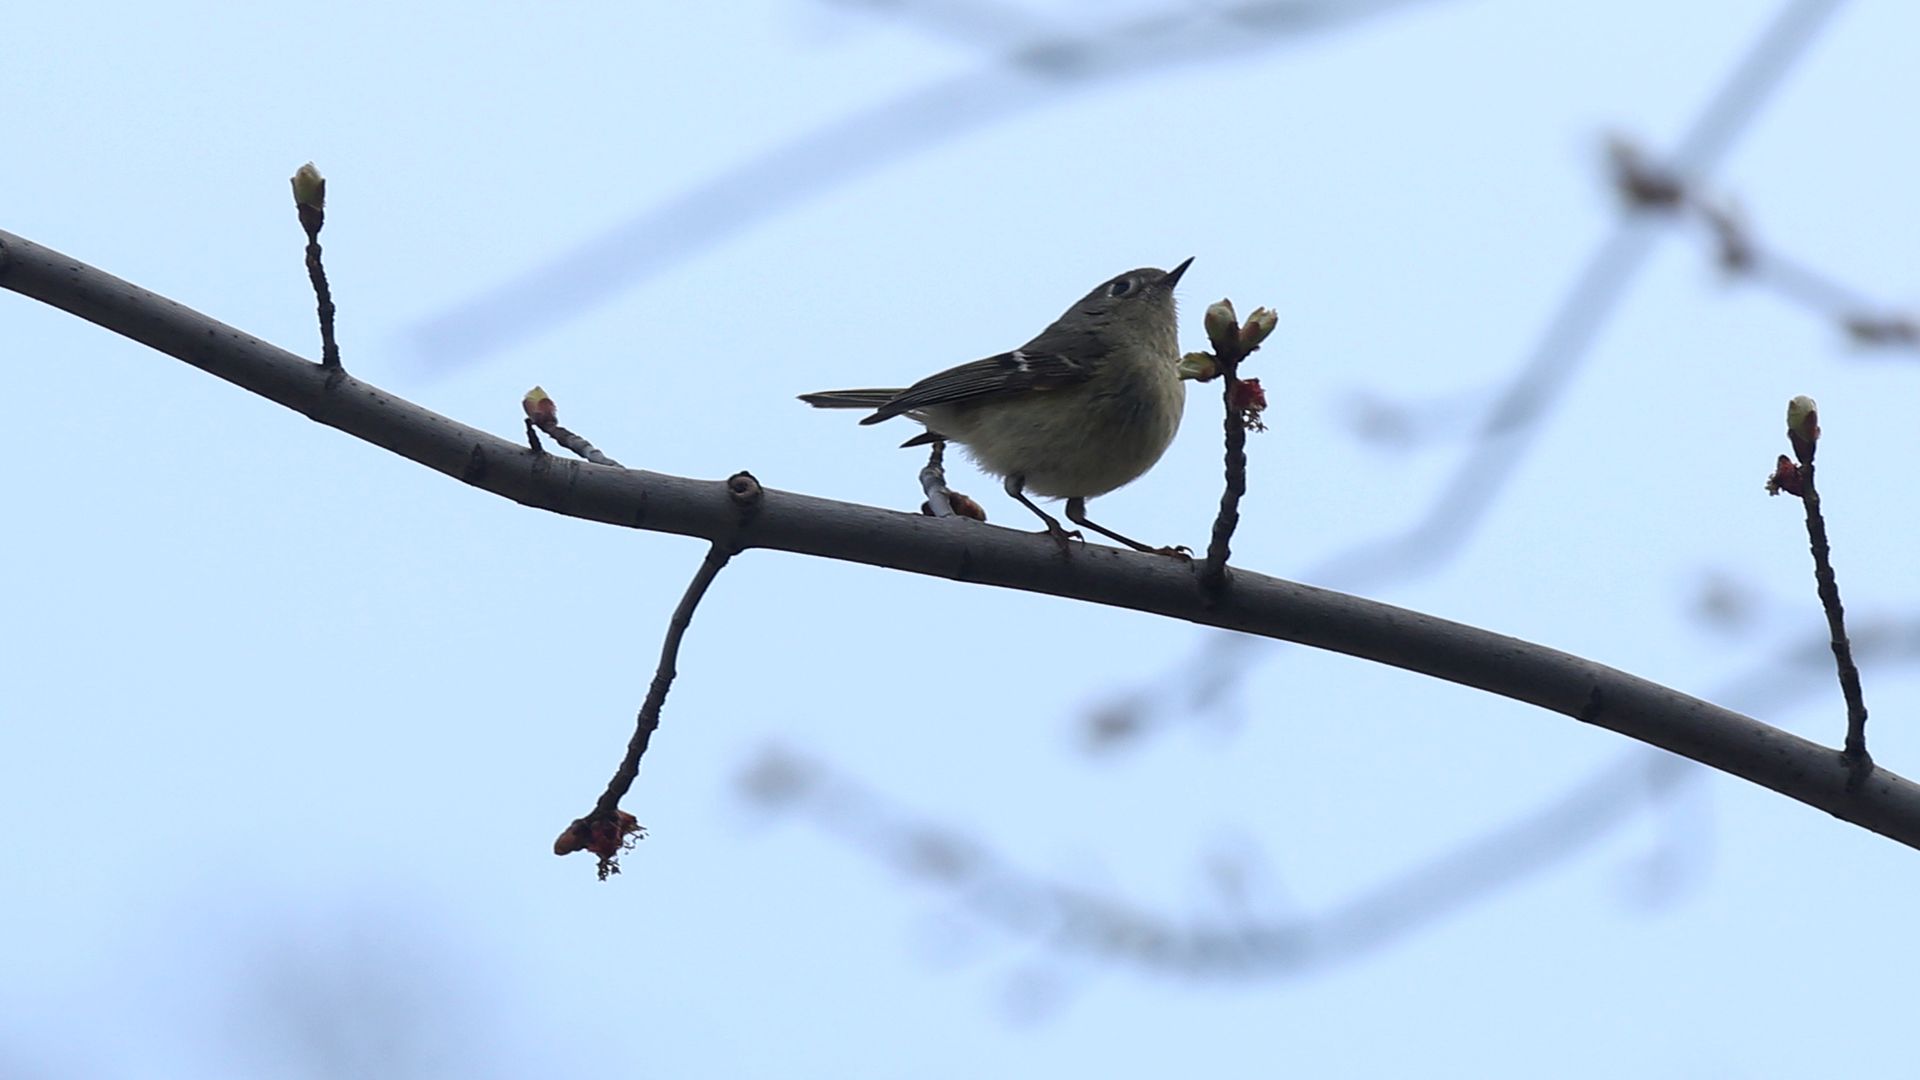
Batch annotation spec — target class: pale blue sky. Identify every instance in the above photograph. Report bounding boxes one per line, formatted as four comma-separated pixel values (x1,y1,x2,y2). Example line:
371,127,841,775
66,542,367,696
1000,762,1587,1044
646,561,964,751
5,1,1919,1076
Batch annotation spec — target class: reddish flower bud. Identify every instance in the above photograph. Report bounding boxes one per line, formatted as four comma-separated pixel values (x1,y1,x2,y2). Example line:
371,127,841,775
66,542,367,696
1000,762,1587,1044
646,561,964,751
1766,454,1804,497
523,386,558,424
1232,377,1269,432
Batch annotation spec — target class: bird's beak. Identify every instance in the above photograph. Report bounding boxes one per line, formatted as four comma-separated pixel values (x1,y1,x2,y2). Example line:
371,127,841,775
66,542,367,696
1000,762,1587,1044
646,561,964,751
1163,256,1194,289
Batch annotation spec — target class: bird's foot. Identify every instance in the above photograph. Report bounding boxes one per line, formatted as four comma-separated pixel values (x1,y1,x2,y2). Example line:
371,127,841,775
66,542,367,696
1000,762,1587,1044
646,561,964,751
1043,522,1085,554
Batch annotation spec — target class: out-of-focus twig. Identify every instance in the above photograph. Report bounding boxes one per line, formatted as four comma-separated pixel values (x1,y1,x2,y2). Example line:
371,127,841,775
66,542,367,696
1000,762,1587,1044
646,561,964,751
1767,396,1872,787
1312,0,1850,587
741,743,1682,978
744,610,1920,977
1350,135,1916,459
815,0,1057,51
409,0,1455,366
1609,136,1916,352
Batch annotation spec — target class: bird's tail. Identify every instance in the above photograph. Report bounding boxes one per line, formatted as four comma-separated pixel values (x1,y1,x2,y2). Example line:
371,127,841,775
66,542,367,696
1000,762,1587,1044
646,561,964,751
798,388,903,410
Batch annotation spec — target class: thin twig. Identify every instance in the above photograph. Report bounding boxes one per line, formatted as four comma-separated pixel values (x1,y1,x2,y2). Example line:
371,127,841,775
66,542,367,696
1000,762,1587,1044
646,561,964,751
1804,478,1872,776
289,163,341,371
917,440,986,520
556,470,763,877
522,386,623,467
1198,304,1274,592
1202,370,1249,590
920,440,956,518
597,545,734,811
1772,398,1872,787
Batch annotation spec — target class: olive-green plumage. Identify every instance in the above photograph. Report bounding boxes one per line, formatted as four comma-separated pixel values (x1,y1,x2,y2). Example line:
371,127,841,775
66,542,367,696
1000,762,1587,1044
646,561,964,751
801,260,1192,552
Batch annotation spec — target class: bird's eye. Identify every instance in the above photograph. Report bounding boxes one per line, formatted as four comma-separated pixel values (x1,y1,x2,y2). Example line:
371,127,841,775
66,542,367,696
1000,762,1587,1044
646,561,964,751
1106,278,1134,297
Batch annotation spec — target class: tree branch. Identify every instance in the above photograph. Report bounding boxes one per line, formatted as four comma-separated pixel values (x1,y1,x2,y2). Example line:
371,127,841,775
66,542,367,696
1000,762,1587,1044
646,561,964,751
740,744,1687,978
289,163,342,371
555,476,758,878
6,227,1920,850
1772,397,1872,788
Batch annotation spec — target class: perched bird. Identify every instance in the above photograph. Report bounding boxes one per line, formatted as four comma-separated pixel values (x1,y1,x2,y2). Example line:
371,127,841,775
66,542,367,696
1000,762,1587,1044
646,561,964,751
800,259,1192,553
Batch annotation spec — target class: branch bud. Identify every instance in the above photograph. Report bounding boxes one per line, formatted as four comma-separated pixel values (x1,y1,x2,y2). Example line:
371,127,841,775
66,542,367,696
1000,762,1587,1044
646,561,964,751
1766,454,1803,497
523,386,558,424
1178,351,1219,382
1786,394,1819,464
1241,307,1279,349
1204,300,1240,355
290,162,326,210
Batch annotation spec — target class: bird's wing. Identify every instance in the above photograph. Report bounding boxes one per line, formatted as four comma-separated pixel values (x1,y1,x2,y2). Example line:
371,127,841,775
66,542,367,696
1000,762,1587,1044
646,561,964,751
859,349,1095,424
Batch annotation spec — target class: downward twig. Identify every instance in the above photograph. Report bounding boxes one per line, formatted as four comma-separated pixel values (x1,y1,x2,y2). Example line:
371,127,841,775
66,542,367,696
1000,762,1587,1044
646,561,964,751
1768,396,1872,788
555,471,763,877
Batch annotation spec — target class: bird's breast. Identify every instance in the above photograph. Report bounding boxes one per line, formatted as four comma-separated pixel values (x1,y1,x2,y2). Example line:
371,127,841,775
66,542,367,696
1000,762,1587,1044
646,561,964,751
929,362,1185,499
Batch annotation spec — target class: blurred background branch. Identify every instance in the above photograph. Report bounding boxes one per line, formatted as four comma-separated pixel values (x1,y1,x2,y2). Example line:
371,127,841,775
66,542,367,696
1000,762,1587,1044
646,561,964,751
408,0,1454,367
741,610,1920,985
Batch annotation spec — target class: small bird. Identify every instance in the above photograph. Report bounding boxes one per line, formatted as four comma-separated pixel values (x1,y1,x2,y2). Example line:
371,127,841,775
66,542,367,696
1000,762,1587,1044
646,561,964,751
800,259,1192,553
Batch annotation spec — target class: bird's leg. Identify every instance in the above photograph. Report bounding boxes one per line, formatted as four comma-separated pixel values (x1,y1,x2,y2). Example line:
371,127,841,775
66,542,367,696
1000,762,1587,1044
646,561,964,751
1065,498,1191,559
1005,474,1080,552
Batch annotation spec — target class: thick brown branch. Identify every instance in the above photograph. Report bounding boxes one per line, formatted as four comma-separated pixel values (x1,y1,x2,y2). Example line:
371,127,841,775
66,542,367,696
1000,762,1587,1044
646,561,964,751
6,228,1920,850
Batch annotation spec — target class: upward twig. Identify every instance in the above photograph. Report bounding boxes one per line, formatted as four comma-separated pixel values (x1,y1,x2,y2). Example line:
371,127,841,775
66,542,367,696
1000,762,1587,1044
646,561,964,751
1198,301,1275,592
289,163,341,371
1770,396,1871,788
1204,374,1249,589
